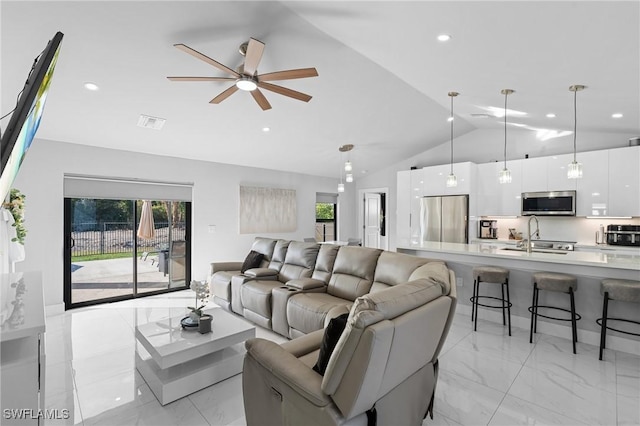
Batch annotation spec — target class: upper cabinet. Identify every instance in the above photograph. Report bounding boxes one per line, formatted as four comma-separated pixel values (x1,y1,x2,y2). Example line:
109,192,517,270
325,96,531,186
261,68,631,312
396,170,411,246
608,145,640,217
521,154,576,193
409,168,424,244
476,161,522,216
423,162,474,196
576,150,609,216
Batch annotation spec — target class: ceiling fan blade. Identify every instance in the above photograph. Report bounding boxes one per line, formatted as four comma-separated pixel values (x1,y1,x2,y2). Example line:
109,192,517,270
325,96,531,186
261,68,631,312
243,38,265,77
258,82,312,102
210,85,239,104
251,89,272,110
258,68,318,82
167,76,236,82
174,43,239,77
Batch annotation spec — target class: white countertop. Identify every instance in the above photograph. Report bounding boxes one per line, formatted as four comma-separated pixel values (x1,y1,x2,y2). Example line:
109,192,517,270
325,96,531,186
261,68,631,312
398,241,640,271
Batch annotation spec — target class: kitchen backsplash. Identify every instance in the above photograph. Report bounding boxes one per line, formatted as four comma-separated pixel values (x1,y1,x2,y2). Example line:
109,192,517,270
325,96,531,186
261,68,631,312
476,217,640,245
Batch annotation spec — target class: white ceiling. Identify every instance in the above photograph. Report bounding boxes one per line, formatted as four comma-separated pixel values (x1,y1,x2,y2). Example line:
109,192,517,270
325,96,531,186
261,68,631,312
2,1,638,179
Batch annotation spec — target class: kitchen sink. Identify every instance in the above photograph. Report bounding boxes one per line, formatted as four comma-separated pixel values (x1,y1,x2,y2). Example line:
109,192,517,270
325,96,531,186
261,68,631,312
500,247,567,255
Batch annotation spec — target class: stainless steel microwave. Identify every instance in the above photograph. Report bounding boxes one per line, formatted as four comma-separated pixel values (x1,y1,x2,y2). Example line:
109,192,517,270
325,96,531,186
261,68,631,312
521,191,576,216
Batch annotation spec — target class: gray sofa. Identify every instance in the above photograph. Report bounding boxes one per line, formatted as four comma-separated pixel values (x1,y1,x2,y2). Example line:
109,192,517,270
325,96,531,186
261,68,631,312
209,237,455,339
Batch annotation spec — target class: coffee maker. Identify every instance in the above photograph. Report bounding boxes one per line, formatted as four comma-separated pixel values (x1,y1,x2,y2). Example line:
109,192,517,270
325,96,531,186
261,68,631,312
479,220,498,239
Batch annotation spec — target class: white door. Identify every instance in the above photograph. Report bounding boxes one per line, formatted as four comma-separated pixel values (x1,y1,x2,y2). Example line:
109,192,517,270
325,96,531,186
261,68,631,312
364,193,382,248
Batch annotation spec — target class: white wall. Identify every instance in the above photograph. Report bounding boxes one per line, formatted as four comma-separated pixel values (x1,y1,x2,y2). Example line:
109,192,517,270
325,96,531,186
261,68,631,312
12,139,355,311
357,127,638,250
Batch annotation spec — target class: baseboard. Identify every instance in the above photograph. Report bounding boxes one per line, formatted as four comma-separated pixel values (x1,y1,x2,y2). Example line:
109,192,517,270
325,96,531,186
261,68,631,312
45,303,65,317
456,304,640,356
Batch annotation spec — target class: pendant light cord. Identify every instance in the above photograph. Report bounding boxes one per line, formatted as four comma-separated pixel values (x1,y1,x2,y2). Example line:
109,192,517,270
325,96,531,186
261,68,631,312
573,88,577,162
503,91,508,169
450,95,454,174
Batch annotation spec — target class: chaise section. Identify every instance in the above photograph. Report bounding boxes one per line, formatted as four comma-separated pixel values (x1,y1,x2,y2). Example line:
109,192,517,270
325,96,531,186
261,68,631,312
286,246,382,338
210,237,277,311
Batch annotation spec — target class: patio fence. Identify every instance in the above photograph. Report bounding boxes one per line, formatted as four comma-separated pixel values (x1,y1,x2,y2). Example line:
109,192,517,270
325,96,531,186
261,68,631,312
71,221,185,257
315,222,335,242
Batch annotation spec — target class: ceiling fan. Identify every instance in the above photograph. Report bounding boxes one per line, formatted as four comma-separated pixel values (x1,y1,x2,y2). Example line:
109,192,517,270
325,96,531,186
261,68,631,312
167,38,318,111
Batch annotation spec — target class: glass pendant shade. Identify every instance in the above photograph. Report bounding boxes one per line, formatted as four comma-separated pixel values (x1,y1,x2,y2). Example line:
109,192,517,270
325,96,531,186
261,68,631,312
446,173,458,187
344,161,352,172
499,168,512,184
337,183,345,193
345,173,353,183
567,160,583,179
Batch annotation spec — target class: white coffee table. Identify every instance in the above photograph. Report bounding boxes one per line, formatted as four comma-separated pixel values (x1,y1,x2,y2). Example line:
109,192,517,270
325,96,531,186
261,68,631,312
135,308,255,405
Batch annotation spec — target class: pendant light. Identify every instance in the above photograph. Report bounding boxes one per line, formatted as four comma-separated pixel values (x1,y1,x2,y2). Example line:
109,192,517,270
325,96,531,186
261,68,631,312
446,91,459,187
568,85,586,179
498,89,514,184
339,144,354,188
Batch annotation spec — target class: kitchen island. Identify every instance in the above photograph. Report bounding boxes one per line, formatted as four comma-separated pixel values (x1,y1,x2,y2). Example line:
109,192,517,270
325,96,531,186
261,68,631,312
398,241,640,354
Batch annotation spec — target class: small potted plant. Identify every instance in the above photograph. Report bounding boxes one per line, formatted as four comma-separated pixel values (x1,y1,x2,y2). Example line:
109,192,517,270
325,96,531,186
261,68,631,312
188,280,210,323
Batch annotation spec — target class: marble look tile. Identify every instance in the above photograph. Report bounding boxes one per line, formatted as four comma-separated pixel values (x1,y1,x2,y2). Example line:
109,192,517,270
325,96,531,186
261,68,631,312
455,326,535,365
616,351,640,399
71,347,136,388
617,394,640,426
67,310,135,359
44,389,83,426
84,396,209,426
44,328,75,365
525,337,617,394
44,361,75,398
439,322,471,355
188,374,246,426
488,394,587,425
424,412,462,426
75,370,156,420
433,370,505,425
507,365,616,425
441,344,523,392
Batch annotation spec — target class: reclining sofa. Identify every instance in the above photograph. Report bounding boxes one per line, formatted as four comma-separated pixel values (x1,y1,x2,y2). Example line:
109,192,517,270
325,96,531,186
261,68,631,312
210,237,455,340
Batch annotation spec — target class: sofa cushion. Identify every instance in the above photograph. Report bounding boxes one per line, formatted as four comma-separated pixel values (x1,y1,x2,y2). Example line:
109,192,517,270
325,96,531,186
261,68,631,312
370,251,432,292
268,240,290,271
279,241,320,282
327,246,382,301
241,250,264,273
251,237,278,268
287,293,352,335
242,280,282,318
311,244,340,283
313,313,349,375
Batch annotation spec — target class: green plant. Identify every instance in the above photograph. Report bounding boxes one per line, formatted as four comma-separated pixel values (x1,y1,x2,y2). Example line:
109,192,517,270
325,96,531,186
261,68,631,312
188,280,210,317
3,189,27,245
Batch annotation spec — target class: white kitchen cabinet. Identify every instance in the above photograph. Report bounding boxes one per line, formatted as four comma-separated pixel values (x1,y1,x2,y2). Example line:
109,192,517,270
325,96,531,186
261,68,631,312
521,157,547,192
576,150,609,216
477,161,522,216
410,168,424,243
423,162,474,196
609,145,640,217
396,170,411,246
547,153,577,192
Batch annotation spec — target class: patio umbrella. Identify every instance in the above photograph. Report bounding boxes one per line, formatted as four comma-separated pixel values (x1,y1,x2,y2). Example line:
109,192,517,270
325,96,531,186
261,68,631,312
137,200,155,240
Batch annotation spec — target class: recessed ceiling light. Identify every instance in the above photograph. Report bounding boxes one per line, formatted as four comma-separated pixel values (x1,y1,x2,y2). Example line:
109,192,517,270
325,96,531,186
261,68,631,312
546,113,556,118
84,82,99,91
262,127,270,132
612,113,623,118
437,34,451,42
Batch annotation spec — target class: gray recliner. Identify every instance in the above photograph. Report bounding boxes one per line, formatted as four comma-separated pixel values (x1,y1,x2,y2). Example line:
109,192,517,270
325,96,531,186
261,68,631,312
242,262,457,426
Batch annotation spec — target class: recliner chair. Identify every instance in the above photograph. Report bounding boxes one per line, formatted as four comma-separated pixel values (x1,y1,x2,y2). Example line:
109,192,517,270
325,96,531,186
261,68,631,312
242,264,457,426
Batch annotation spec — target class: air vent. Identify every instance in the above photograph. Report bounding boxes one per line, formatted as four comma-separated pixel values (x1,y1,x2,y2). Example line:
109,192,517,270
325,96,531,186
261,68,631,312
137,114,166,130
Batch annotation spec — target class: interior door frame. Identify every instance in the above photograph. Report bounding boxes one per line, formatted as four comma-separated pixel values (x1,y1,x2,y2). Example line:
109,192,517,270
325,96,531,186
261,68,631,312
63,198,191,310
357,187,389,251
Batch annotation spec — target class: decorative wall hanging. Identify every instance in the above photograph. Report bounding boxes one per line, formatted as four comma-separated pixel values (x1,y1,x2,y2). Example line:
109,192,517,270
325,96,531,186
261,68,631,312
239,186,297,233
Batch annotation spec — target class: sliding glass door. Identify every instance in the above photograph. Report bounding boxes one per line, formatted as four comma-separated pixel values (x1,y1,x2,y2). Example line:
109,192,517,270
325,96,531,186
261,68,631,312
64,198,190,309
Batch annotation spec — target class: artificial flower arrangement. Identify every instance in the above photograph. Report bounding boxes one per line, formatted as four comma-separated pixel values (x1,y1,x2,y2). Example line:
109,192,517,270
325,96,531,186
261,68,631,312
3,189,27,245
188,280,210,318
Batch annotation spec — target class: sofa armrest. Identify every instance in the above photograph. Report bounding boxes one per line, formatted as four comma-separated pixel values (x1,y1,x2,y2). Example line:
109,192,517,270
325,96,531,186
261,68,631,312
245,338,330,407
244,268,279,278
280,329,324,358
286,278,327,291
210,261,243,275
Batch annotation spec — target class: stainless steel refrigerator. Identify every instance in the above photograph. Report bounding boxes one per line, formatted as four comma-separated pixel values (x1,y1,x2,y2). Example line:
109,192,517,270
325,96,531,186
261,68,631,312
419,195,469,243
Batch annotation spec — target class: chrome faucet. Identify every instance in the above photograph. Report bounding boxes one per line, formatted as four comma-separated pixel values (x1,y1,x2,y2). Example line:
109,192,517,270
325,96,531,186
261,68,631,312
527,215,540,253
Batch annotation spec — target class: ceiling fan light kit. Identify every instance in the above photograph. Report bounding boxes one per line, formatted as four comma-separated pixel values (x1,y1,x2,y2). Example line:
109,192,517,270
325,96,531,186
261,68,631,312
168,38,318,111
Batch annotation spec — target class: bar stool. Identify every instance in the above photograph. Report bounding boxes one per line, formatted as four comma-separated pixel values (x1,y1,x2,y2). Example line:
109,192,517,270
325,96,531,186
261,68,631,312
598,279,640,361
470,266,511,335
529,272,581,353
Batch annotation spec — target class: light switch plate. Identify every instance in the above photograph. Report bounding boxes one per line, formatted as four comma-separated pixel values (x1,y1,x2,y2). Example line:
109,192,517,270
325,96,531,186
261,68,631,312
208,225,216,233
456,277,463,287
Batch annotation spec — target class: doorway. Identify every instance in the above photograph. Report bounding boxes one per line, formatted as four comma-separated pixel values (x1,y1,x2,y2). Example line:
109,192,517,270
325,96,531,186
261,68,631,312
63,198,191,309
359,188,388,250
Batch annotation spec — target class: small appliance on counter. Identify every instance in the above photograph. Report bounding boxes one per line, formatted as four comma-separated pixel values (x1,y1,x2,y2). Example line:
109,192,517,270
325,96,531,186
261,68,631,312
606,225,640,246
479,220,498,239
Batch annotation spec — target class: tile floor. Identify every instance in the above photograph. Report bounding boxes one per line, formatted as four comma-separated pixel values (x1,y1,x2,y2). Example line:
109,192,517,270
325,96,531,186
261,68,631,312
42,290,639,425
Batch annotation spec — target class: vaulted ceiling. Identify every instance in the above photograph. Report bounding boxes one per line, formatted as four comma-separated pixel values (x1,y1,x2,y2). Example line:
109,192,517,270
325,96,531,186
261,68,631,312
2,1,638,178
